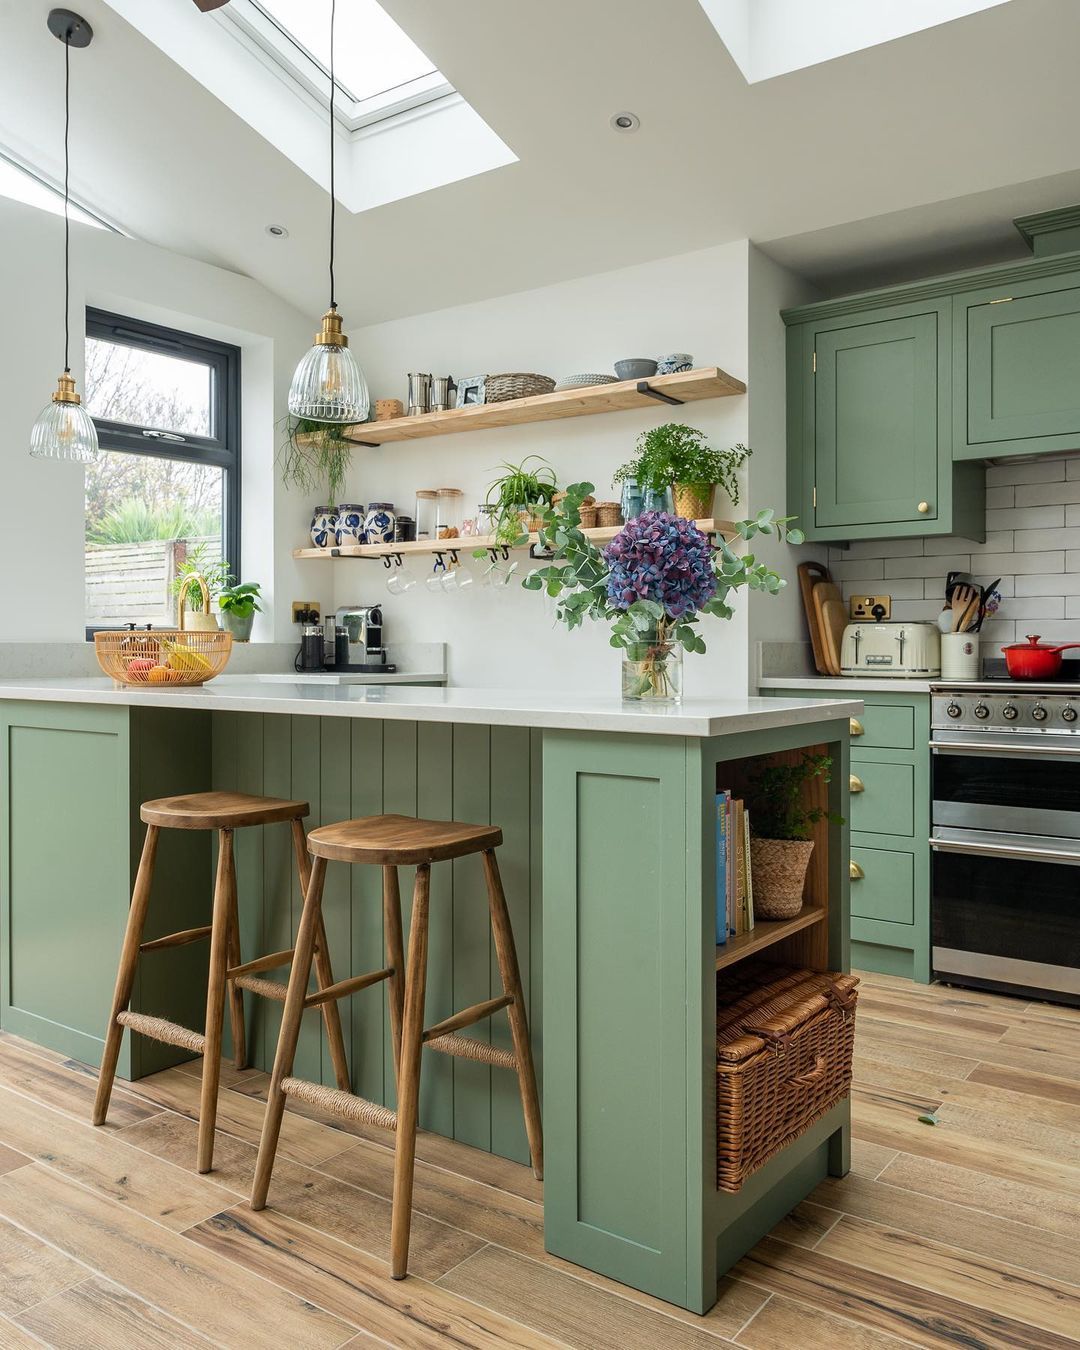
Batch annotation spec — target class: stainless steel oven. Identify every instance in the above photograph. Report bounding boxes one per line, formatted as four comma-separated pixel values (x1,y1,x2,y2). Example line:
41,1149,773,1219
930,684,1080,1005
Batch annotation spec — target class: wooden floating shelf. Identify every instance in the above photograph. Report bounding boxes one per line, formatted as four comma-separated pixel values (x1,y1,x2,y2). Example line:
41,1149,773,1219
293,518,736,562
714,907,825,972
328,366,745,447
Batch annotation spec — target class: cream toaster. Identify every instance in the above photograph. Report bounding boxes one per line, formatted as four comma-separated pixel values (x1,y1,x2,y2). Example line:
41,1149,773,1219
840,622,941,677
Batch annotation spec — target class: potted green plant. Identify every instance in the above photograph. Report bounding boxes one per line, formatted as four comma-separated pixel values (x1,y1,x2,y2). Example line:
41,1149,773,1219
744,753,843,919
279,416,355,504
613,424,751,519
484,455,558,544
218,581,262,642
170,552,232,630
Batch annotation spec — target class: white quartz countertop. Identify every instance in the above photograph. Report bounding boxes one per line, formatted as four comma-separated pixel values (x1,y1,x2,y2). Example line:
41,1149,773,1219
759,675,934,695
0,677,862,738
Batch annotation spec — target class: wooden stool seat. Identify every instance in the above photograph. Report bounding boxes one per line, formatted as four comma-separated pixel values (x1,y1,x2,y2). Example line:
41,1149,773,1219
141,791,310,830
308,813,502,865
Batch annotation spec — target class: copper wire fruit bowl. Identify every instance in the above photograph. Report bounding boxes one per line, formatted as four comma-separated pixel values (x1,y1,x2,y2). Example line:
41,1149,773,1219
94,629,233,688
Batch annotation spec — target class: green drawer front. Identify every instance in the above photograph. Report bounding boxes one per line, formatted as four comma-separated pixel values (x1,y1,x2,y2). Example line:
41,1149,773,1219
848,702,915,750
849,761,914,836
850,846,914,924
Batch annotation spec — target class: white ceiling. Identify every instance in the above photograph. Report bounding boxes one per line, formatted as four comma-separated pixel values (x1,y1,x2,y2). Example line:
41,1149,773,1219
2,0,1080,324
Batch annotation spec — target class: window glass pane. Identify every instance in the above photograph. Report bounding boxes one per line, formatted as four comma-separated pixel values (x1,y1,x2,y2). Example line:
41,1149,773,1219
84,336,213,437
254,0,438,101
85,452,224,628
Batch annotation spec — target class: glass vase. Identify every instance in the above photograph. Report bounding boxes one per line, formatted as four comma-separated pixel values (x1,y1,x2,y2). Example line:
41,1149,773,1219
620,632,683,703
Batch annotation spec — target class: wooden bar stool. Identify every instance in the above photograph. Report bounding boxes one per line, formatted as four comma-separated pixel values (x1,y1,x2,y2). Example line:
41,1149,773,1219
251,813,543,1279
92,791,351,1173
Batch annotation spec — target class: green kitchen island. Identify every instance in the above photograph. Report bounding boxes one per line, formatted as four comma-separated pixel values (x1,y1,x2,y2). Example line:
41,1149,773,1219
0,676,858,1314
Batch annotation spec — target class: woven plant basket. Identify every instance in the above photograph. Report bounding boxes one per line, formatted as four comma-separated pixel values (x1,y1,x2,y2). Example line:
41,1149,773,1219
595,501,622,528
485,372,556,402
673,481,715,520
716,962,858,1192
578,505,598,529
749,837,815,919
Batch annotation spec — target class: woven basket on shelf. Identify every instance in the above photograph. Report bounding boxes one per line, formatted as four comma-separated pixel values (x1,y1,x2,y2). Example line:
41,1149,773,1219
484,372,556,402
595,501,622,528
716,962,858,1192
94,630,233,688
673,481,715,520
578,505,598,529
748,837,815,919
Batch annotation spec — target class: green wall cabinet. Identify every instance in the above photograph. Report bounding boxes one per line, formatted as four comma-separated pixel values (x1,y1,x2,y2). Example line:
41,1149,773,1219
784,205,1080,540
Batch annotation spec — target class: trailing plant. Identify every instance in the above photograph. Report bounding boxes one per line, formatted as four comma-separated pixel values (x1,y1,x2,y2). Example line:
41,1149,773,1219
613,424,751,505
218,581,263,620
744,753,843,841
169,549,233,613
278,416,355,505
521,481,803,658
483,455,558,544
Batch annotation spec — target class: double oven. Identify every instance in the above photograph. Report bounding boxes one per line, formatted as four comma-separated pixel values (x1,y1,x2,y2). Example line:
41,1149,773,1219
930,683,1080,1005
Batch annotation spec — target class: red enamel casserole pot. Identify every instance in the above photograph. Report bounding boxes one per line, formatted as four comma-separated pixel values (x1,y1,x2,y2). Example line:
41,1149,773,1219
1001,634,1080,680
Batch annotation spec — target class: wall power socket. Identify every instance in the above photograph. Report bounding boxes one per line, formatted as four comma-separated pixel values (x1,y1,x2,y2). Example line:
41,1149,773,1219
292,600,320,623
849,594,891,621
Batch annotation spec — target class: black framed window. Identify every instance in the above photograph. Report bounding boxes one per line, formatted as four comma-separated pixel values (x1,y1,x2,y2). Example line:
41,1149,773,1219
83,309,240,635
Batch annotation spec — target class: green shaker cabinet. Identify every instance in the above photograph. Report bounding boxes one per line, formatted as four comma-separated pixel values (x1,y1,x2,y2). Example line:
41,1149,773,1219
955,274,1080,459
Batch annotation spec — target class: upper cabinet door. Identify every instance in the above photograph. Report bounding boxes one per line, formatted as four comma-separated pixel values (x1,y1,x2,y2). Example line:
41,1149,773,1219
956,275,1080,459
814,309,943,530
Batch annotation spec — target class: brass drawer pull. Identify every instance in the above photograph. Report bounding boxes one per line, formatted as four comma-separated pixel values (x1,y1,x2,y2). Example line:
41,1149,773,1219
849,717,864,737
917,501,931,514
850,860,864,880
849,774,865,793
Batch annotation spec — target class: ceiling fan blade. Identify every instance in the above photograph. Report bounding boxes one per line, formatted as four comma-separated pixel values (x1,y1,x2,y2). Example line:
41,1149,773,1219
192,0,230,11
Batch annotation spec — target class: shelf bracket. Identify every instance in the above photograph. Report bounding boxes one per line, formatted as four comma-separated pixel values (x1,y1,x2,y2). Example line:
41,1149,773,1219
636,380,684,406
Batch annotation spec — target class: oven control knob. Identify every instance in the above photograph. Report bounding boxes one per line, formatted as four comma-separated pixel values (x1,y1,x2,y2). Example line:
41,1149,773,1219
1002,702,1019,721
946,702,963,719
973,702,991,720
1063,705,1078,723
1032,703,1048,722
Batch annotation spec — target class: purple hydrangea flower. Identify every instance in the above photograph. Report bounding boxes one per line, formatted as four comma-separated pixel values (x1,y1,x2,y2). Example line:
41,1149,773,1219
602,511,717,618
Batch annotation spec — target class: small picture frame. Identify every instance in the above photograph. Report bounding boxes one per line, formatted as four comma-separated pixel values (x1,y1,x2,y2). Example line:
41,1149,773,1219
456,375,486,408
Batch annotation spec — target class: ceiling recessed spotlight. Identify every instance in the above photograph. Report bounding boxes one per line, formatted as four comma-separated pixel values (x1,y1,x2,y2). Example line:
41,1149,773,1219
265,223,289,238
610,111,640,133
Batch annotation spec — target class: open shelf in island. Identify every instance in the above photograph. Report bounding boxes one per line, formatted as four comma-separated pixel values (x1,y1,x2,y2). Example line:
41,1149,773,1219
715,906,825,970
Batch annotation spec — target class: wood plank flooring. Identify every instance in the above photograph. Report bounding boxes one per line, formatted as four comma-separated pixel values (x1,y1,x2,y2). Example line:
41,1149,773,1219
0,973,1077,1348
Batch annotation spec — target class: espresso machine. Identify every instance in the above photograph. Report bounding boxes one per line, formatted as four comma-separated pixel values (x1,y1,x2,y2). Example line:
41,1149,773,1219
335,605,395,672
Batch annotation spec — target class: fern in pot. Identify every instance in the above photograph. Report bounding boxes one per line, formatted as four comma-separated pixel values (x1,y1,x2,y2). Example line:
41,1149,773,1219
614,423,751,520
744,754,842,919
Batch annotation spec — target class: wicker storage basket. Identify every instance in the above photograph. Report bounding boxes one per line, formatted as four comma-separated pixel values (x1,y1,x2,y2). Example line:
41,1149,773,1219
578,505,598,529
749,837,815,919
485,372,556,402
595,501,622,528
94,630,233,687
716,962,858,1192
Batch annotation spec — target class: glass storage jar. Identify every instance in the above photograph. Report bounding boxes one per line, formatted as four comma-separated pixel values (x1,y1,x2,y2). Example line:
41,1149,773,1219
436,487,464,538
414,490,437,540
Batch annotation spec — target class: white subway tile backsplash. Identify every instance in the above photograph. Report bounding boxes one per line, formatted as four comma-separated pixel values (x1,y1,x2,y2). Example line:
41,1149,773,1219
884,554,970,579
1015,480,1080,507
986,459,1068,486
1067,458,1080,479
1015,572,1080,596
985,505,1064,532
888,600,941,621
985,486,1015,510
976,551,1065,575
1014,528,1080,552
922,531,1013,557
841,577,925,601
1067,505,1080,527
1002,596,1066,620
829,538,924,560
829,558,885,581
1067,596,1080,617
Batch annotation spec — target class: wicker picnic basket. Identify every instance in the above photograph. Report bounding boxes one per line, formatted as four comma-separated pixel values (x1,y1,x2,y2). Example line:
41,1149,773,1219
715,963,858,1192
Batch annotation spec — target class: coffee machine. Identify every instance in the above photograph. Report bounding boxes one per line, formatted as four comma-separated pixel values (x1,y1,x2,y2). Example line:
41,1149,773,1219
335,605,395,672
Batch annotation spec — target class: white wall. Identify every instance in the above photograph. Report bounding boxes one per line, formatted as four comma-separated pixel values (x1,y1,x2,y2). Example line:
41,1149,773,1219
0,195,319,643
326,242,756,695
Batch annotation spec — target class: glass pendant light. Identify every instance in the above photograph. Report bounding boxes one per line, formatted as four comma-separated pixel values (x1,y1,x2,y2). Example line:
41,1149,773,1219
288,0,370,424
30,9,99,463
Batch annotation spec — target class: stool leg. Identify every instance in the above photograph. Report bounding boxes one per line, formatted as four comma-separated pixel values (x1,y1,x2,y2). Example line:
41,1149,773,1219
93,825,160,1127
197,828,235,1173
383,865,405,1085
482,848,544,1181
251,854,327,1210
390,862,430,1280
224,836,247,1072
291,819,350,1092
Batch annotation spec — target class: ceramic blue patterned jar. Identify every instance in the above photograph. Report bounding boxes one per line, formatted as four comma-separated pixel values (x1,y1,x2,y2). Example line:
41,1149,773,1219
310,506,337,549
363,501,396,545
335,503,366,546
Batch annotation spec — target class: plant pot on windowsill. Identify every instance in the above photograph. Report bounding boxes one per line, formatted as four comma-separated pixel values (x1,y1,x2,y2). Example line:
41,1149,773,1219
220,609,255,642
748,837,815,919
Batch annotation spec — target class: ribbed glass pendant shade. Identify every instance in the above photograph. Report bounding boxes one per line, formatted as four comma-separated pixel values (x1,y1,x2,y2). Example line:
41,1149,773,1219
288,309,369,423
30,373,99,463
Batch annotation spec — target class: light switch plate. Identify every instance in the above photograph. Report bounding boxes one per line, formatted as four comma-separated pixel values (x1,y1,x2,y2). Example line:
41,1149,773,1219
849,594,891,620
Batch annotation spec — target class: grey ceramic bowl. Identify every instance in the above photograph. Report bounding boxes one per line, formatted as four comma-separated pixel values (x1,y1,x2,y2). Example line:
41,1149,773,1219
614,358,658,380
656,352,694,373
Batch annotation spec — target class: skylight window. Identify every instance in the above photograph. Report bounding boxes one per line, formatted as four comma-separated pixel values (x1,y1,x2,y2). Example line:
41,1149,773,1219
228,0,451,128
0,150,110,230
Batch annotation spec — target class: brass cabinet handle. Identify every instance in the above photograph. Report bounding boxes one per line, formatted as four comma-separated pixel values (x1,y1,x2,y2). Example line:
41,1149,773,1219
849,717,864,737
849,774,865,793
917,501,931,514
850,860,864,880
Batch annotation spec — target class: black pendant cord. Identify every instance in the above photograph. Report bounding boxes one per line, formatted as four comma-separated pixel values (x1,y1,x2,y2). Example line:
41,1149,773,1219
328,0,337,312
63,27,71,374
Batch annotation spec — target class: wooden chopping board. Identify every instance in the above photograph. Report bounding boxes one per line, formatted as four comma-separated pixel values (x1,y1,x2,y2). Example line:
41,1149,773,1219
811,580,846,676
798,561,833,675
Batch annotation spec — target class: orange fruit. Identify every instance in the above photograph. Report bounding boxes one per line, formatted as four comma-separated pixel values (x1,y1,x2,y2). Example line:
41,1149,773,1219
147,665,175,684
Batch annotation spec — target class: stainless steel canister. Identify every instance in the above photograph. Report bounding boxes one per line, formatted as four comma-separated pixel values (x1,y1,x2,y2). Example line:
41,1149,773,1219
407,372,432,415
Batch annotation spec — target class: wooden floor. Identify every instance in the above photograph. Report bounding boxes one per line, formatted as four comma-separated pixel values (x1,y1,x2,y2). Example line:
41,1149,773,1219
0,970,1078,1349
